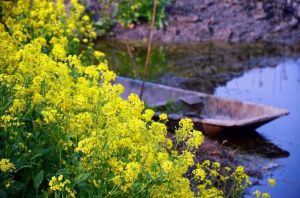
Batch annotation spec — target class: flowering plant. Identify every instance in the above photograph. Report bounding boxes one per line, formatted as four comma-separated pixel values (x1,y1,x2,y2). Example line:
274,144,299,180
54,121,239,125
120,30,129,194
0,0,251,197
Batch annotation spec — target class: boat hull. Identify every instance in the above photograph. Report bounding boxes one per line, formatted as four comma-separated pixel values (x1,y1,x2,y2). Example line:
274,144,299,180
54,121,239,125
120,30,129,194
115,77,289,136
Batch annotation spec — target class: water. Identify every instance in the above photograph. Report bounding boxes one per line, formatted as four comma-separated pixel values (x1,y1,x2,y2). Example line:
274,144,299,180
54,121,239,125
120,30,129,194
95,40,300,93
95,40,300,197
215,60,300,197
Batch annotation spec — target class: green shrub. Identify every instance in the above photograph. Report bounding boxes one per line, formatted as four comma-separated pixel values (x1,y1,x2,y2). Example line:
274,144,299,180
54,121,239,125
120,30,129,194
116,0,169,28
89,0,170,32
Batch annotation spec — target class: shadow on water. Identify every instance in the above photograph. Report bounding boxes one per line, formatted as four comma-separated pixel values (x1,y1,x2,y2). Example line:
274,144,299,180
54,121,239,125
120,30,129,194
215,131,290,159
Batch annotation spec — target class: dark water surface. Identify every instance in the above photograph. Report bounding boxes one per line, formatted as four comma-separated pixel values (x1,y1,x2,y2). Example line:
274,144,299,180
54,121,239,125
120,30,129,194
95,40,300,197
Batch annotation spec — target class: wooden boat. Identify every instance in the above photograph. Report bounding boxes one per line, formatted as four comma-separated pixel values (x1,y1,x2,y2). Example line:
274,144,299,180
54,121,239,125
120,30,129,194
114,77,289,135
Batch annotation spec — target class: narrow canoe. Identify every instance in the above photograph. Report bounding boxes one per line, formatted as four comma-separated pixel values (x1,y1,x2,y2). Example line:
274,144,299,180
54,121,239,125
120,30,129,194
114,77,289,135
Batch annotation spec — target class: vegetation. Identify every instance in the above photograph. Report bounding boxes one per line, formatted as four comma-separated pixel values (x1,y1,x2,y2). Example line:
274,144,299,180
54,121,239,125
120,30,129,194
116,0,169,28
89,0,169,34
0,0,255,197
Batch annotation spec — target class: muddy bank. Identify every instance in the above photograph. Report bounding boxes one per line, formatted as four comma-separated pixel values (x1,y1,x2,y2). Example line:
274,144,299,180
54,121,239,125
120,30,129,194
168,131,289,181
112,0,300,44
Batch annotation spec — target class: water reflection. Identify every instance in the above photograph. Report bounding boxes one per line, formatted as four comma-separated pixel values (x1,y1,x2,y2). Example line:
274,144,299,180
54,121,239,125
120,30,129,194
95,40,170,81
95,40,300,93
215,59,300,197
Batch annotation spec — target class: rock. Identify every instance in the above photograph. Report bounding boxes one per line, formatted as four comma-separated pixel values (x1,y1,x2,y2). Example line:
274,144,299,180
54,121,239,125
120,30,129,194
274,22,287,32
212,28,232,42
275,17,299,32
254,2,267,20
176,15,199,23
256,2,264,10
254,12,267,20
204,0,214,7
288,17,298,27
206,17,216,25
198,23,212,34
297,6,300,18
225,0,237,7
293,2,299,9
247,31,263,41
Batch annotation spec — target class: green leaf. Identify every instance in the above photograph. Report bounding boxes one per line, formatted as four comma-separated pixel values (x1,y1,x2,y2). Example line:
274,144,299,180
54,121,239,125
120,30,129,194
76,173,91,183
33,170,44,191
16,164,32,172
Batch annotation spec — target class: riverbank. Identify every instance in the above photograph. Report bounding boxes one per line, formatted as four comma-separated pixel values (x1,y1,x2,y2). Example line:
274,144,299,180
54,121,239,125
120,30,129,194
95,39,298,195
110,0,300,45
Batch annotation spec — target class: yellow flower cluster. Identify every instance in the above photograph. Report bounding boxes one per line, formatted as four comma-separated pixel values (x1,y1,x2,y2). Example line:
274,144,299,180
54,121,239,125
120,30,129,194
253,178,276,198
0,115,21,130
254,190,271,198
0,0,252,197
193,161,251,198
1,0,95,43
49,175,75,198
49,175,70,191
232,166,251,185
0,21,198,196
0,159,16,173
0,0,97,65
175,118,204,151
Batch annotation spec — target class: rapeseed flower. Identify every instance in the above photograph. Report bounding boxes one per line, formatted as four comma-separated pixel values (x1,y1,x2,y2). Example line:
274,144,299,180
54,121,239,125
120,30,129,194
0,0,252,196
0,159,15,173
268,178,276,187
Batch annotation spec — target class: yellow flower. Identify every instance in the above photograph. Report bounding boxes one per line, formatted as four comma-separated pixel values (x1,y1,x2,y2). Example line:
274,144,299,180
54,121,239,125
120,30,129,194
41,109,58,124
254,190,261,198
193,167,206,181
165,138,173,150
0,159,16,173
0,1,251,196
186,130,204,150
175,118,193,142
58,175,63,181
51,43,66,59
90,31,97,38
49,175,71,192
268,178,276,187
83,38,88,43
161,161,173,172
82,15,90,22
262,192,271,198
212,161,221,170
94,50,105,58
159,113,168,122
202,160,211,167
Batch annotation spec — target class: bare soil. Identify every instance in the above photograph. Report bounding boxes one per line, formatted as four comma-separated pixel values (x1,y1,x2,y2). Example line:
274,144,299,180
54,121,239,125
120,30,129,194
112,0,300,44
